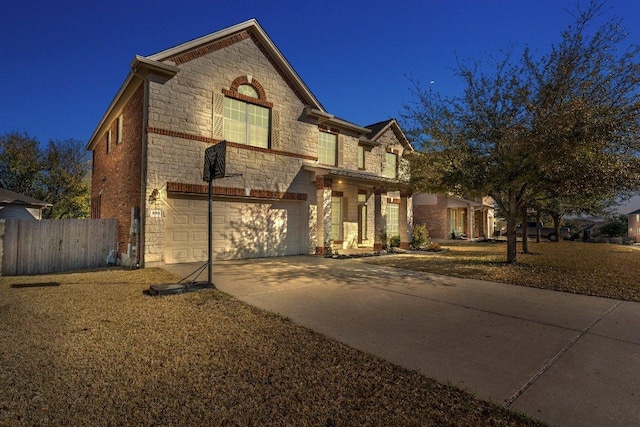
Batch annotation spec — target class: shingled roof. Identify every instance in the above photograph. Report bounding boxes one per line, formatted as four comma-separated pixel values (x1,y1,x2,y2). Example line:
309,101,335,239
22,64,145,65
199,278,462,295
0,188,51,208
364,119,413,151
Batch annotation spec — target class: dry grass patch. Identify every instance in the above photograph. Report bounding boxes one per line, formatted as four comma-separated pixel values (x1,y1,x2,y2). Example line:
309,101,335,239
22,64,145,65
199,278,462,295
0,268,543,426
370,242,640,301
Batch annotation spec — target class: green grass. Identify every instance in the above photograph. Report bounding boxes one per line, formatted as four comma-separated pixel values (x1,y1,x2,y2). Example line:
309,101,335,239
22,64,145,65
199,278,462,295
368,241,640,301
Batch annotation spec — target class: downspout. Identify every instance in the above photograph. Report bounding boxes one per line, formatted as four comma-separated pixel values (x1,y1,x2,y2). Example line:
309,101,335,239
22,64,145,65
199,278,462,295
134,68,150,268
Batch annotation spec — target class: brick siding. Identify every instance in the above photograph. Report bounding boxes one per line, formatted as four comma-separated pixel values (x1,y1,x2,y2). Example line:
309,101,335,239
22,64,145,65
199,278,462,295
91,84,144,249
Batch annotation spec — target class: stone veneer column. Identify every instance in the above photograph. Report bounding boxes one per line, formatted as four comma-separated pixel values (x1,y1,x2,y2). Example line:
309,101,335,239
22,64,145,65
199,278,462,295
315,176,333,254
399,193,410,249
373,189,384,251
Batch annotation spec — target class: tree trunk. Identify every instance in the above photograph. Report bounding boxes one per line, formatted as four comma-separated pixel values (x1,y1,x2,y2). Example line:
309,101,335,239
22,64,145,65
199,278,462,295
551,212,563,242
521,206,529,254
535,211,542,243
506,193,518,263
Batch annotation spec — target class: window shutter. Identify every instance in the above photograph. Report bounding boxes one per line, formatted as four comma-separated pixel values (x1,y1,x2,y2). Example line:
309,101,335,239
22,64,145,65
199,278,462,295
271,109,280,149
213,93,224,139
337,135,344,167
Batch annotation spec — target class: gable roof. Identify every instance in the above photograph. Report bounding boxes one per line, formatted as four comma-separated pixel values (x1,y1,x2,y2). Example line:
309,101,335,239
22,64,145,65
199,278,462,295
364,119,413,151
148,19,324,112
0,188,51,208
86,19,324,150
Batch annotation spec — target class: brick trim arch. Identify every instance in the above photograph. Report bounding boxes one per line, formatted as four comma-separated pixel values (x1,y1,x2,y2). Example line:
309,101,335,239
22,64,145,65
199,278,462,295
229,75,267,101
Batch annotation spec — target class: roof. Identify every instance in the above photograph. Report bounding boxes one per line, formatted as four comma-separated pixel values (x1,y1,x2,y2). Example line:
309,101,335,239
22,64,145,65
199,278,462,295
364,119,413,151
302,164,407,190
628,208,640,215
86,19,325,150
86,19,414,154
0,188,51,208
305,108,371,134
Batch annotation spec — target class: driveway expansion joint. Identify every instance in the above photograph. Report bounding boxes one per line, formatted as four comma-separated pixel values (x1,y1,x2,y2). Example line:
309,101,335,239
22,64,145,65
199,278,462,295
503,300,623,408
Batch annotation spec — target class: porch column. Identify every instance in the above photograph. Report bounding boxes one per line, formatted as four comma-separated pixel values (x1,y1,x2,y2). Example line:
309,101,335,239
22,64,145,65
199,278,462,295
374,189,384,251
399,192,410,249
315,176,333,254
467,203,474,239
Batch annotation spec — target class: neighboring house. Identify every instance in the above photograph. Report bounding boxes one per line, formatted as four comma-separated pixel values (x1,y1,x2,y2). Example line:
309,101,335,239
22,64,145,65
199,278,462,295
413,193,495,240
628,208,640,242
0,188,51,220
86,19,413,267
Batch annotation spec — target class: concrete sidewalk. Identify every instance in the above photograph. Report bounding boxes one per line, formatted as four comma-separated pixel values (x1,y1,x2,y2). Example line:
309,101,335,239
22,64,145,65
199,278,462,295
164,256,640,426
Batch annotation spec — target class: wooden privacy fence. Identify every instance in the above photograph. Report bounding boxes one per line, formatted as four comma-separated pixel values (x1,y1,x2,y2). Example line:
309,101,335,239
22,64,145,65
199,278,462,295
0,218,118,276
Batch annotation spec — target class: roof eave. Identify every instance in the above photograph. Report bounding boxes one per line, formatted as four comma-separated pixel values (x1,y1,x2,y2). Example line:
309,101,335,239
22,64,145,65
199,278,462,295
86,57,179,151
305,108,371,134
370,119,413,151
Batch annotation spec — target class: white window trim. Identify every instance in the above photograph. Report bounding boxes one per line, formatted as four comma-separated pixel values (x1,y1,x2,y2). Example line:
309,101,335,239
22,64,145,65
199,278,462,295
319,130,338,166
116,116,123,145
223,97,270,149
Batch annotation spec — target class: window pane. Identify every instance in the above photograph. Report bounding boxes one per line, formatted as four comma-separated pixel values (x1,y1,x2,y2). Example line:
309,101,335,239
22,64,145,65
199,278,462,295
386,204,399,237
224,97,270,148
319,131,337,165
224,119,246,144
383,152,397,178
238,84,258,98
249,124,269,148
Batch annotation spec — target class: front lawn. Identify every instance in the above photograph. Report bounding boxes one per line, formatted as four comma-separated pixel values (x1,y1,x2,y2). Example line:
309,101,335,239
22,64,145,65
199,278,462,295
0,268,543,426
367,241,640,301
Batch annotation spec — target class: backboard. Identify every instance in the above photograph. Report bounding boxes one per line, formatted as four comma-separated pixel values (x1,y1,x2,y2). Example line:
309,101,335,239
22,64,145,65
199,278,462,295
203,140,226,182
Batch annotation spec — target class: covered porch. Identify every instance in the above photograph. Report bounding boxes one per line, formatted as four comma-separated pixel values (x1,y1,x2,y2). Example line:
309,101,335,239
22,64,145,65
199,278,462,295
305,166,411,254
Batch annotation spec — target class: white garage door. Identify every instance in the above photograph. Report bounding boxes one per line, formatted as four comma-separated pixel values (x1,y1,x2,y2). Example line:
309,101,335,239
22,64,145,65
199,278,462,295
165,197,304,263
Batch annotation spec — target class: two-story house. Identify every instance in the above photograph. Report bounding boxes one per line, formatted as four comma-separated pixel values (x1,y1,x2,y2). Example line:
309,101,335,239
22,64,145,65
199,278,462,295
87,19,413,267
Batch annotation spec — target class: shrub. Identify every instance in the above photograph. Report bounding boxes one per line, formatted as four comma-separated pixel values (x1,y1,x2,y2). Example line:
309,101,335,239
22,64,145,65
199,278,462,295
389,235,401,248
379,230,388,250
412,224,429,248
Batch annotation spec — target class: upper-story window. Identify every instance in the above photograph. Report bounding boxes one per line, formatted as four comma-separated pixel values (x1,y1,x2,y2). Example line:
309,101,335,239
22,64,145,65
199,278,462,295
106,130,112,154
383,151,398,178
358,145,365,169
116,115,123,145
318,130,337,166
223,84,270,149
237,84,258,98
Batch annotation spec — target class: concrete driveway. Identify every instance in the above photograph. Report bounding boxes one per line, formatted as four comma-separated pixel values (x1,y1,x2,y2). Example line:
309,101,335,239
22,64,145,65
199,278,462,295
163,255,640,427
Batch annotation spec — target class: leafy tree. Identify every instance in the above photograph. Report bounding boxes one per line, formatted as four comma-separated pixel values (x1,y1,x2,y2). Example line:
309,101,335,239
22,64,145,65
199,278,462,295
525,1,640,233
41,139,91,219
0,132,43,197
403,1,640,263
0,132,91,219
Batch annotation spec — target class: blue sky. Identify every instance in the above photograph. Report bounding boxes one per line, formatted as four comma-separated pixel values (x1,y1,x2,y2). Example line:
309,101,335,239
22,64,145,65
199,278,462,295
1,0,639,212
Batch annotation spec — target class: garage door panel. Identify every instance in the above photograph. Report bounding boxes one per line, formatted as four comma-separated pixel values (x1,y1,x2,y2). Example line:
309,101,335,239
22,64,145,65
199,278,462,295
165,197,304,263
173,214,188,225
192,231,207,242
193,214,207,225
171,231,189,242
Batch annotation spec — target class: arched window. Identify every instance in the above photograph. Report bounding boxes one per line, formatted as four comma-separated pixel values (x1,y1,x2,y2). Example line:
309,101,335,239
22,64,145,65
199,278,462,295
222,79,271,149
237,84,258,98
